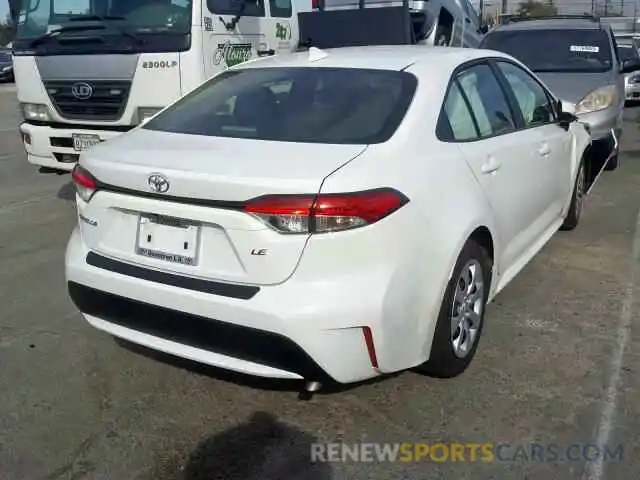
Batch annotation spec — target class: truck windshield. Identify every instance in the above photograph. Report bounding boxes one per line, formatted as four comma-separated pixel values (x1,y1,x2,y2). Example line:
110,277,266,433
481,29,613,73
14,0,192,41
144,67,418,145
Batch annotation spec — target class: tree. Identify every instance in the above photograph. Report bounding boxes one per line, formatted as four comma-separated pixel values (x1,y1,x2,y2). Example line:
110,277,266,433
515,0,558,17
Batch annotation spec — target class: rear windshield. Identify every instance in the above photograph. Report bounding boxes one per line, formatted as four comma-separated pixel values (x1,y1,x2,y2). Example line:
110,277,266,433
144,67,417,144
481,29,613,73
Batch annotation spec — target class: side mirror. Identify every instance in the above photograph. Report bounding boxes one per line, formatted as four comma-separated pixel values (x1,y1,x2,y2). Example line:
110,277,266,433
559,100,576,116
557,99,578,130
621,58,640,74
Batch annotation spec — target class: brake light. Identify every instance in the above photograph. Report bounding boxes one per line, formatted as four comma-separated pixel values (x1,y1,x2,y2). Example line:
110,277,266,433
243,188,409,234
311,0,320,9
71,164,97,202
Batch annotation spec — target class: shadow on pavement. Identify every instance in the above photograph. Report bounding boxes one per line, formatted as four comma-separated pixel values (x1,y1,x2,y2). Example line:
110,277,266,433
181,411,332,480
57,181,75,201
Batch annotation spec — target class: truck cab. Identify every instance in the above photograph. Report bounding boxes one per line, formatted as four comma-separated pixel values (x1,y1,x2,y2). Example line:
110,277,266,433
12,0,298,171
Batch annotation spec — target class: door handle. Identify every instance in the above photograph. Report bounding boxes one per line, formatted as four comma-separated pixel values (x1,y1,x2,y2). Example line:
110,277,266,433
538,144,551,157
481,157,501,174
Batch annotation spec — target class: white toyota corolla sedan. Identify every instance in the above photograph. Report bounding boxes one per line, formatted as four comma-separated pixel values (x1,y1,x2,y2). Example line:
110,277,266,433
65,46,592,390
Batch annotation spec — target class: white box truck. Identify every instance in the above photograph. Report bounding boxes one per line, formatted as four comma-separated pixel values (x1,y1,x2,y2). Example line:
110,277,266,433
10,0,484,172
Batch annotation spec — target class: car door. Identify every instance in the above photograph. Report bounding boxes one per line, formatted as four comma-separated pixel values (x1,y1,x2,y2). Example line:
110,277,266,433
445,62,554,272
492,59,573,221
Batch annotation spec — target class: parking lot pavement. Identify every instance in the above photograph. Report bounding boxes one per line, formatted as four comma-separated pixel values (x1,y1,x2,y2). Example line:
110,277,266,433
1,86,640,480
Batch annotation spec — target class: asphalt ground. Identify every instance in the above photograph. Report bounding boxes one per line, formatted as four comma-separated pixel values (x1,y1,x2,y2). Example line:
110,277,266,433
1,82,640,480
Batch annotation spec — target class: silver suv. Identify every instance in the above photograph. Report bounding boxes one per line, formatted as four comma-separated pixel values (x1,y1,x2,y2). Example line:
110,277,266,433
480,15,640,171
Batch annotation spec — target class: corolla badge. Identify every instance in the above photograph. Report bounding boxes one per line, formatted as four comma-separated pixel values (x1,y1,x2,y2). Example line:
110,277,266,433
71,82,93,100
148,173,170,193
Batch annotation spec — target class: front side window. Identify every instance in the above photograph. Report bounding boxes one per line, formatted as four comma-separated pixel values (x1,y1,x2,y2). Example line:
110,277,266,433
481,29,613,73
270,0,292,18
455,63,515,138
496,61,556,128
207,0,265,16
144,67,418,145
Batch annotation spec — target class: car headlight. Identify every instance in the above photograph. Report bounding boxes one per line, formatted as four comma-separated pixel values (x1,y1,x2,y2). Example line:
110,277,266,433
20,103,50,121
137,107,163,124
1,66,11,73
629,74,640,84
574,85,617,115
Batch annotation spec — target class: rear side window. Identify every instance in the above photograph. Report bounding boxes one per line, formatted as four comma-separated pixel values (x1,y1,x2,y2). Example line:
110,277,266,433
443,83,478,141
144,67,418,145
207,0,265,16
456,64,515,138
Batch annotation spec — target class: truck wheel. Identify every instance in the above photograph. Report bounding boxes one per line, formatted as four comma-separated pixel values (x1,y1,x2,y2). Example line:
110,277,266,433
435,25,452,46
416,239,491,378
560,161,585,231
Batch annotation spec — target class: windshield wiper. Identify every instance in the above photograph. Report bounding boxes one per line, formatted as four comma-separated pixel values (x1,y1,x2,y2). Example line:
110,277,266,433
29,24,106,47
67,15,145,44
68,15,126,22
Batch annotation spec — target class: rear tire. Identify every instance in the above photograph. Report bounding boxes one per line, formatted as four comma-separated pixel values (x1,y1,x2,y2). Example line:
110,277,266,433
561,161,585,231
416,239,491,378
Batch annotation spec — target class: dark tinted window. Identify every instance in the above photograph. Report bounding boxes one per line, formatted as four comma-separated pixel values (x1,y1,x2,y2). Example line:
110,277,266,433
270,0,292,17
144,67,418,144
481,29,613,73
618,45,639,61
455,63,515,138
207,0,265,16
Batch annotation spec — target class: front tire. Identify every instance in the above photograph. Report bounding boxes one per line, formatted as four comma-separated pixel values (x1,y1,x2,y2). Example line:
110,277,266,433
416,239,492,378
560,161,585,231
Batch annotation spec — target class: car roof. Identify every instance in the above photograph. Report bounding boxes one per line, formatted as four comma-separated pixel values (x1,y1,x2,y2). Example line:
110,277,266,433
236,45,514,72
491,18,606,32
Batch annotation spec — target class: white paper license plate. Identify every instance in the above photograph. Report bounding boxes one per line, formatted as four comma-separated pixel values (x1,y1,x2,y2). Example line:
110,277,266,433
72,134,101,152
136,215,200,265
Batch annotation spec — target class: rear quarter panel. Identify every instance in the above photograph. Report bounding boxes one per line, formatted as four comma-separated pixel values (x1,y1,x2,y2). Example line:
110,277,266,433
312,88,499,372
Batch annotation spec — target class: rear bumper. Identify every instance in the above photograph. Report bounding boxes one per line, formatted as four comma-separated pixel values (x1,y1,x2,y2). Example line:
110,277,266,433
19,122,128,171
65,227,387,384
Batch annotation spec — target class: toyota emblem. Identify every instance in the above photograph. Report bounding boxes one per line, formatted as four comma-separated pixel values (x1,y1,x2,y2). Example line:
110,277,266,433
148,174,170,193
71,82,93,100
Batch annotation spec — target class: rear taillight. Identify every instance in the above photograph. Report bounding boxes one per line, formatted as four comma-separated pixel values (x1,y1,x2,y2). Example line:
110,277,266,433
71,164,97,202
243,188,409,234
311,0,320,9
